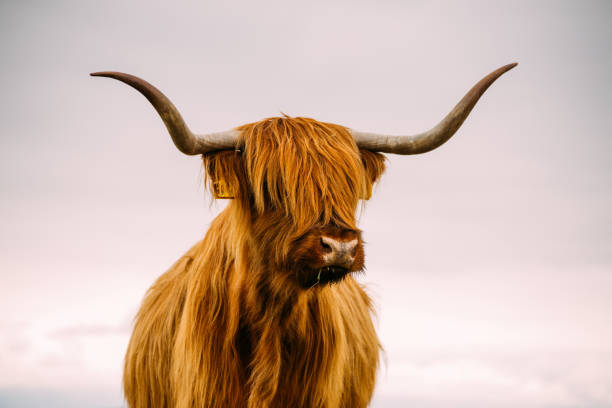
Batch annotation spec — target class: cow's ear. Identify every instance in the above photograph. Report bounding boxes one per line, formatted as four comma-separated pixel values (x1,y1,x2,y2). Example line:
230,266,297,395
202,150,242,199
360,150,386,200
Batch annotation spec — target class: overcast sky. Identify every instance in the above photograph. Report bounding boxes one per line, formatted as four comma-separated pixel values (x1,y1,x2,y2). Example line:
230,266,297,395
1,0,611,407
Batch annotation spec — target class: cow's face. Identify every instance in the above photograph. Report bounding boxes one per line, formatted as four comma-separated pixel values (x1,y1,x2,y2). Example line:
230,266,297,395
92,64,516,289
203,117,386,288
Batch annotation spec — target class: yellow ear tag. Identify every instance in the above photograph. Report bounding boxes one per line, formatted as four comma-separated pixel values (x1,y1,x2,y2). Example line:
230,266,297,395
213,178,235,199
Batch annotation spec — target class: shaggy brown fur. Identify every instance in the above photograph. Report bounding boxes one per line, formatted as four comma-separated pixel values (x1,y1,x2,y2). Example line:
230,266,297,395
123,117,386,408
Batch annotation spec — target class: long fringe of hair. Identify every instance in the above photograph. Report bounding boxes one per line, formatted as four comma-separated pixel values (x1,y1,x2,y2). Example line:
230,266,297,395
123,117,386,408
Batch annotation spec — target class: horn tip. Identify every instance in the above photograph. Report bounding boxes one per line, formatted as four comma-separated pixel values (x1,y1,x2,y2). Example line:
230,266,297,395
506,62,519,70
90,71,114,78
492,62,518,78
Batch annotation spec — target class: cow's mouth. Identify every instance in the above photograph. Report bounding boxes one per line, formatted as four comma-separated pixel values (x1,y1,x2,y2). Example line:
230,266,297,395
306,266,350,288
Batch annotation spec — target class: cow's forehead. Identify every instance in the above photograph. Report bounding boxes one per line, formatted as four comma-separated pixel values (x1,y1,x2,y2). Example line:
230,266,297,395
238,116,356,149
237,116,367,230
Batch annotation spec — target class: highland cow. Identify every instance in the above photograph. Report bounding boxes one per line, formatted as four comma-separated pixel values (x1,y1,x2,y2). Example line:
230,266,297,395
92,62,516,408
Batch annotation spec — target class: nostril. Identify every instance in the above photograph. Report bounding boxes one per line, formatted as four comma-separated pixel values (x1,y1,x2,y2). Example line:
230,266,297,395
320,238,332,252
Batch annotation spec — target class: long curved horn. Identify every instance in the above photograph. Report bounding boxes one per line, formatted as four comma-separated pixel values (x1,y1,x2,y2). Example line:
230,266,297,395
350,63,517,154
90,72,239,155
